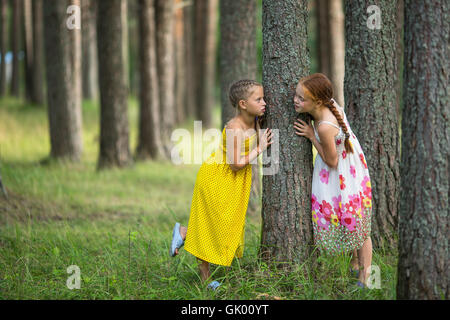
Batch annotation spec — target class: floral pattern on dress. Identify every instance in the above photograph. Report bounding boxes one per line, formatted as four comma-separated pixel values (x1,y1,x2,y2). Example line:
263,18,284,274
311,107,372,255
319,169,329,184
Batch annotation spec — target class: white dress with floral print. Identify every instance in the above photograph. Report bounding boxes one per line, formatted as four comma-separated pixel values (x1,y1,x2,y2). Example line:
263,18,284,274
311,105,372,255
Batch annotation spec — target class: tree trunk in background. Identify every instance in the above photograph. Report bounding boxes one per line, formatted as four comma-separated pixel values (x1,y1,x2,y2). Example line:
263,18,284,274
97,0,131,168
127,0,139,97
219,0,260,216
155,0,175,155
43,0,83,161
23,0,33,102
183,2,195,119
136,0,163,160
194,0,217,128
81,0,99,100
316,0,330,77
10,0,20,97
328,0,345,107
0,0,8,96
395,0,404,116
121,0,129,93
220,0,257,128
31,0,45,104
261,0,314,265
344,0,400,251
397,0,449,300
69,0,82,136
174,0,185,125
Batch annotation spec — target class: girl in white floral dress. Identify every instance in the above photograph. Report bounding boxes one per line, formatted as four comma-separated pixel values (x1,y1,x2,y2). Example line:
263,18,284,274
293,73,373,287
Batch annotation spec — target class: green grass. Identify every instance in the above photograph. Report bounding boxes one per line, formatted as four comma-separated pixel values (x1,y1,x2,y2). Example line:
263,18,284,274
0,96,397,299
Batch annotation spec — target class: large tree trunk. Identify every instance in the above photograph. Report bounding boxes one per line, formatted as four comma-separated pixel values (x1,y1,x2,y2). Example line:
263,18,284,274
121,0,129,92
183,2,195,119
260,0,314,265
155,0,175,154
69,0,82,133
97,0,131,168
219,0,260,215
81,0,99,100
23,0,33,102
397,0,449,300
315,0,330,77
395,0,404,117
31,0,45,104
315,0,345,106
10,0,21,97
194,0,218,129
344,0,400,251
43,0,83,161
328,0,345,107
136,0,164,160
0,0,8,96
220,0,257,128
174,0,186,125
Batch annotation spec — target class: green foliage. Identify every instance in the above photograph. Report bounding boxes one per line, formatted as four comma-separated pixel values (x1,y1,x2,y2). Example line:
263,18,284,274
0,97,396,299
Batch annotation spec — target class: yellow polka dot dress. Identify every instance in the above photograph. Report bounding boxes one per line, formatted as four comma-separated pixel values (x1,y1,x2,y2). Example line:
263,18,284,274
184,127,256,266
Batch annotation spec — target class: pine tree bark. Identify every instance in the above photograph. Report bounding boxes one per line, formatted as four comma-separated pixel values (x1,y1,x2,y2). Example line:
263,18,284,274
183,2,195,119
174,0,186,125
81,0,99,100
315,0,345,106
315,0,330,77
70,0,82,134
97,0,131,168
121,0,129,92
43,0,83,161
0,0,8,96
260,0,314,265
220,0,257,128
344,0,400,251
219,0,259,215
397,0,449,300
136,0,163,160
10,0,21,97
23,0,33,102
155,0,175,154
194,0,217,129
31,0,45,104
328,0,345,107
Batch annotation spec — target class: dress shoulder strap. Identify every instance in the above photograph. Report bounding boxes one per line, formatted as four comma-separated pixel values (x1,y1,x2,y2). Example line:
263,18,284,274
317,121,340,130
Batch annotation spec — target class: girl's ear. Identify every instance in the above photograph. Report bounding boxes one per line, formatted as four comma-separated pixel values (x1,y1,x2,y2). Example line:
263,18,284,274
238,99,247,110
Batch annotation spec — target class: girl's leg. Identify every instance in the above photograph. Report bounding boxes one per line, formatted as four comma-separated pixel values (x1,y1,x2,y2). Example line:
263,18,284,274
357,237,373,285
198,259,211,282
350,249,359,270
176,226,211,282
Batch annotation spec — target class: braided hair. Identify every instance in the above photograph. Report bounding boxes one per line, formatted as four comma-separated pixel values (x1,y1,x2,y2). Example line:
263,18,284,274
300,73,354,154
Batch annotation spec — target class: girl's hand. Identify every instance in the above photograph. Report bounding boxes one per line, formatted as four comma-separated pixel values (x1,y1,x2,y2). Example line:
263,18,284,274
259,128,273,153
294,119,314,140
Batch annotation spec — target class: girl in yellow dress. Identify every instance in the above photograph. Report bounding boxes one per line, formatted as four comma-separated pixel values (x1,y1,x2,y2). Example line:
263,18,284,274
170,80,273,289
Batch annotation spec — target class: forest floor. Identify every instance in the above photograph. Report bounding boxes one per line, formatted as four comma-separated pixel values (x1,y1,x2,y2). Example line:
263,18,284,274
0,96,397,299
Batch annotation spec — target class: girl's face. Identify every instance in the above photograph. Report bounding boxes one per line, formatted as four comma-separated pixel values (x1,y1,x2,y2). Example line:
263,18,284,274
294,83,318,114
241,86,266,116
